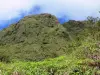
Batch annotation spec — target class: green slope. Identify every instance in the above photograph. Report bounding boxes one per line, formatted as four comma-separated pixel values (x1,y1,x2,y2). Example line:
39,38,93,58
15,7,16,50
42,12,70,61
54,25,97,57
0,13,70,61
0,14,100,75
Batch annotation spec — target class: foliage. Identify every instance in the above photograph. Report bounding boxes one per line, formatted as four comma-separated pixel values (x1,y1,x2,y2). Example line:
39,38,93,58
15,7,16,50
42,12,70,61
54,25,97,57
0,14,100,74
0,14,68,61
0,56,99,75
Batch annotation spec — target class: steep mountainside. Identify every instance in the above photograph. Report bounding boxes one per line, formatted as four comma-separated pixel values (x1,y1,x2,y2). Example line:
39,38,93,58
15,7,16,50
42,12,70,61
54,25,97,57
0,13,69,61
0,14,100,75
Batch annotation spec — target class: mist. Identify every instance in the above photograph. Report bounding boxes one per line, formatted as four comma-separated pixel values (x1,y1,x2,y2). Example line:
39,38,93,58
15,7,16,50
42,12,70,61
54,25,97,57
0,0,100,29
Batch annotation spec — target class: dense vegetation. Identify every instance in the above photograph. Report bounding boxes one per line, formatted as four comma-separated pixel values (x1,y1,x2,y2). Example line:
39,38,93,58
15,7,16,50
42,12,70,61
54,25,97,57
0,14,100,75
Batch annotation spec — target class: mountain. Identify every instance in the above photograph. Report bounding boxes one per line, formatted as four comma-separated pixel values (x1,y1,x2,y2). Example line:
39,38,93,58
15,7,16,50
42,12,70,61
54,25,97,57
0,14,100,74
0,13,69,61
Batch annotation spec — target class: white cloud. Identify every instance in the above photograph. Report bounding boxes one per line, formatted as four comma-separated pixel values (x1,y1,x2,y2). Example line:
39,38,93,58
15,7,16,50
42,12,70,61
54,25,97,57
0,0,36,20
35,0,100,20
0,0,100,26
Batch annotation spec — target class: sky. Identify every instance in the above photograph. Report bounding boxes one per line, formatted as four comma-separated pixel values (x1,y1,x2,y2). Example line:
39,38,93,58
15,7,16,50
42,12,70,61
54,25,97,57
0,0,100,29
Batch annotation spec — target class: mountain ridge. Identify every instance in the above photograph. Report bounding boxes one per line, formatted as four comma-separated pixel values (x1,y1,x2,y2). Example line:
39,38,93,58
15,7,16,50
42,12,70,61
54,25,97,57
0,13,69,61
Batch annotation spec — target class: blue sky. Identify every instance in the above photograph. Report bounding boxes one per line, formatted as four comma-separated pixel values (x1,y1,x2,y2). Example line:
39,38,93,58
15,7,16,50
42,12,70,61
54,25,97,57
0,0,100,29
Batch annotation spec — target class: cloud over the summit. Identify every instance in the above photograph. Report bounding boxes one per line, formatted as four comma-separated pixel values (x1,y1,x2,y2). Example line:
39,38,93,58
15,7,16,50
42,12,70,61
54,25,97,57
35,0,100,20
0,0,100,29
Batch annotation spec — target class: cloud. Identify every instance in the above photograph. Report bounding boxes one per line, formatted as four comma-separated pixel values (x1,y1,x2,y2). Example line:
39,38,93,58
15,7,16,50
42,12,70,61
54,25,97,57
0,0,100,29
0,0,36,20
35,0,100,20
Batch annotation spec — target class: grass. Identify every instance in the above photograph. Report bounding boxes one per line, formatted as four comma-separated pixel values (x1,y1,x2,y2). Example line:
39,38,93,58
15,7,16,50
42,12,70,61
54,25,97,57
0,53,99,75
0,56,85,75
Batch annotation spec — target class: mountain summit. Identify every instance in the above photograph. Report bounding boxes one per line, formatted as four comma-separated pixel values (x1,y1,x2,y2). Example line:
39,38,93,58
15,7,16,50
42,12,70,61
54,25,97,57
0,13,69,61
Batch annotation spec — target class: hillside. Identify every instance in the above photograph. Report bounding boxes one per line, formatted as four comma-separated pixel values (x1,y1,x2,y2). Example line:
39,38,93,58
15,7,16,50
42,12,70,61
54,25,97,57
0,13,69,61
0,14,100,75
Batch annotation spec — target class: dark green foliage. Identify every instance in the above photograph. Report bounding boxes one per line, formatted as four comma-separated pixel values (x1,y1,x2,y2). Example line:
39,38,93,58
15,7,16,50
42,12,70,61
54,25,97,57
0,13,69,61
0,13,100,63
0,48,11,62
0,14,100,74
